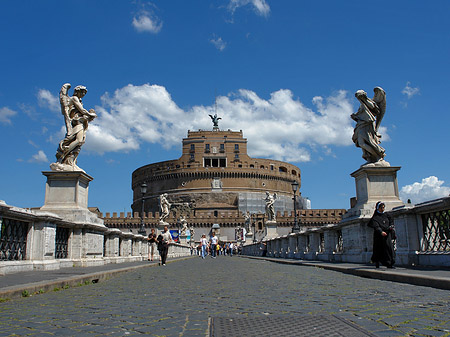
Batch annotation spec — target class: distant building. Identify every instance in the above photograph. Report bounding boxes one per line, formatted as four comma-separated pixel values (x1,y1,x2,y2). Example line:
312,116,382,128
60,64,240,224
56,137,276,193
131,129,302,214
103,128,345,241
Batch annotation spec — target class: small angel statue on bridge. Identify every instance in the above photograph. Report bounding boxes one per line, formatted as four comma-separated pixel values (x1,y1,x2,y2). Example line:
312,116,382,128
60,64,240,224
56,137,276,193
351,87,389,167
264,192,277,222
50,83,97,172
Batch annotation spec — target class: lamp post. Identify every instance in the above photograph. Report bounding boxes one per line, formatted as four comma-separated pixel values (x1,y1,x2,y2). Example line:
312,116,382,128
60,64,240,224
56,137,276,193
252,215,257,243
291,181,300,233
138,183,147,235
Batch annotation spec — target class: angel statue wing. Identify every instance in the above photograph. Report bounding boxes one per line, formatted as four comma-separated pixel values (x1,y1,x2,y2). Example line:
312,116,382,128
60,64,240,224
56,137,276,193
373,87,386,133
59,83,72,134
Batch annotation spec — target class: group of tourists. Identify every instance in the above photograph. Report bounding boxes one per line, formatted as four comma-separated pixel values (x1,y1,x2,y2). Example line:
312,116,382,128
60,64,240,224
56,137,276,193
197,232,238,259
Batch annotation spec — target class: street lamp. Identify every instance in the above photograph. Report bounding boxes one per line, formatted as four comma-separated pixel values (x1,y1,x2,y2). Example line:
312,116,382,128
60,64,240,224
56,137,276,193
252,215,257,243
291,181,300,233
139,183,147,235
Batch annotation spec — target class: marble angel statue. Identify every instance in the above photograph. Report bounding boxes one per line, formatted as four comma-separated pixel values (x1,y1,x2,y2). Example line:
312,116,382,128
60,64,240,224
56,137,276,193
50,83,97,172
351,87,388,166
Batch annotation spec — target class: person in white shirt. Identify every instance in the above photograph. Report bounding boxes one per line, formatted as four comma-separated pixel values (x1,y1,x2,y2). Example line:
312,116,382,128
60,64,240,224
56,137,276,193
229,242,234,257
210,232,218,258
200,234,208,259
159,225,172,266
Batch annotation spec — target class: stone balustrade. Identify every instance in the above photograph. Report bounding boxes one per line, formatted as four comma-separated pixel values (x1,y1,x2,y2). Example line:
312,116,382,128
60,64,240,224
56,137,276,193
0,201,191,275
242,196,450,268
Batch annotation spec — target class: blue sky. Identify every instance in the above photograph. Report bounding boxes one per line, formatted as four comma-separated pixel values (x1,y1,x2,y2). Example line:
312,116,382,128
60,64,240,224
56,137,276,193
1,0,449,213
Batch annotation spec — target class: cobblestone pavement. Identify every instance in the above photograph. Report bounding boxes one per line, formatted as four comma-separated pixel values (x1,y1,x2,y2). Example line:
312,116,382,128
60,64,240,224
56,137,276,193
0,256,449,336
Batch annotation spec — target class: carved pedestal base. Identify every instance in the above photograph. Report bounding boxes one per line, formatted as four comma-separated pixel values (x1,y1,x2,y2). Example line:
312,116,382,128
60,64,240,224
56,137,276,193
179,234,188,245
343,165,404,220
264,220,278,240
245,232,254,244
40,171,103,226
157,221,170,234
39,170,106,260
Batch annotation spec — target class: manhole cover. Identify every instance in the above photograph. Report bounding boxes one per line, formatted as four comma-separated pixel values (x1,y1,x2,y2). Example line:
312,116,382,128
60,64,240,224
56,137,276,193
210,315,376,337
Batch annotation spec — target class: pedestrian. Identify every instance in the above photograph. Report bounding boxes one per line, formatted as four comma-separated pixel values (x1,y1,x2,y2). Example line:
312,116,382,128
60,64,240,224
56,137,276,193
147,228,158,261
368,201,396,268
159,225,172,266
210,232,218,258
229,242,234,257
200,234,208,259
260,242,267,257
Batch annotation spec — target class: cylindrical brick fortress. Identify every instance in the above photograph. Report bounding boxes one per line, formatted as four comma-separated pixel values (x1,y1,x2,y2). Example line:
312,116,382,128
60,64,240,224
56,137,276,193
131,129,302,216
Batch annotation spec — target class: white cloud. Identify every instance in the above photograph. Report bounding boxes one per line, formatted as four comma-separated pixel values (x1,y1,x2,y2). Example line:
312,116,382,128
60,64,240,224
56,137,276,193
210,36,226,51
228,0,271,17
37,89,60,112
400,176,450,204
28,140,39,148
85,83,357,163
0,107,17,124
29,150,49,163
402,81,420,99
132,10,162,33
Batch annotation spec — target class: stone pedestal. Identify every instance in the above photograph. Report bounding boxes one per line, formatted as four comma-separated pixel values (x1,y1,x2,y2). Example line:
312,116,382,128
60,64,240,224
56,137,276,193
158,221,170,234
39,170,106,260
40,171,103,226
264,220,278,240
179,234,188,245
245,232,254,244
344,166,404,219
42,171,92,209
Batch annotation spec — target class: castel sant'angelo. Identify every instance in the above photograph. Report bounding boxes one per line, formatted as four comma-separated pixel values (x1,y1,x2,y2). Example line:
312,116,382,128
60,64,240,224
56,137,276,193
103,119,346,242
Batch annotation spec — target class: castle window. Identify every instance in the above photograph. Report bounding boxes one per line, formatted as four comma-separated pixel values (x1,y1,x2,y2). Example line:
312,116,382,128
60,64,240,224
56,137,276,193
279,166,287,173
190,154,195,161
205,144,210,153
220,144,225,152
190,144,195,152
292,169,296,175
270,164,274,171
214,210,218,217
250,164,254,168
260,165,265,169
234,144,239,152
235,154,240,161
204,158,226,167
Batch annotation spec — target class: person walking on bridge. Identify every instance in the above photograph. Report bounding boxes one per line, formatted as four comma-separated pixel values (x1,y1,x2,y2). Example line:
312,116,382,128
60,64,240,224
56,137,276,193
159,225,172,266
210,232,218,258
200,234,208,259
368,202,396,269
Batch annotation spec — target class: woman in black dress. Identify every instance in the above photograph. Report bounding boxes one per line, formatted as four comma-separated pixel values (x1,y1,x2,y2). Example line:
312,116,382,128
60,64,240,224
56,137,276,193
368,201,396,268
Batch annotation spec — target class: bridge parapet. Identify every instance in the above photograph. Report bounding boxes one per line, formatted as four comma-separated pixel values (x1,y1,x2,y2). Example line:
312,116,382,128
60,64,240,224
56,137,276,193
242,196,450,268
0,201,191,275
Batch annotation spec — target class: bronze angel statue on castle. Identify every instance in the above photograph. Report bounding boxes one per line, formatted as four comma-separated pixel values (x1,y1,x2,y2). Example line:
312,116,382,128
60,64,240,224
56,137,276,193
351,87,389,167
50,83,97,172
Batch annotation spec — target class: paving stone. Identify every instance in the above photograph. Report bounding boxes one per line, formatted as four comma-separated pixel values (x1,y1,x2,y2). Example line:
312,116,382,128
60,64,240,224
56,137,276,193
413,328,449,337
0,258,449,336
